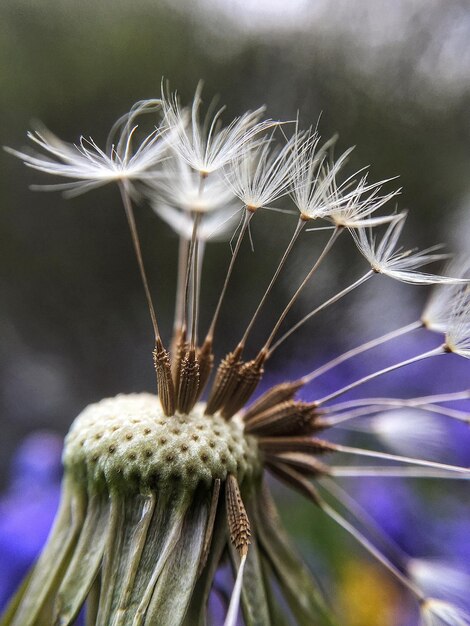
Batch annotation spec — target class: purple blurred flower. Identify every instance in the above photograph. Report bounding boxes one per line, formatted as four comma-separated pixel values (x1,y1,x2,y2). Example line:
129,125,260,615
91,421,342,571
0,432,62,611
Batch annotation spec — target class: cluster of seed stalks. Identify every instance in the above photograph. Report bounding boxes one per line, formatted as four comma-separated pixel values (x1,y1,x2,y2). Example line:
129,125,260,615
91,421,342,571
3,83,470,626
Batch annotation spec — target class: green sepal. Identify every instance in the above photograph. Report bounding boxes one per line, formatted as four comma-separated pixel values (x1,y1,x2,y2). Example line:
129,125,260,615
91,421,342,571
253,485,338,626
97,490,188,626
143,495,209,626
259,555,293,626
54,491,110,625
182,497,228,626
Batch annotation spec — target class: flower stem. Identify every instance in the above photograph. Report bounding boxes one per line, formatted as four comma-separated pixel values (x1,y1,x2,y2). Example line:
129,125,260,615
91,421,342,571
240,216,306,346
270,268,373,356
205,208,253,342
263,226,342,354
316,346,445,406
119,182,161,342
302,320,422,385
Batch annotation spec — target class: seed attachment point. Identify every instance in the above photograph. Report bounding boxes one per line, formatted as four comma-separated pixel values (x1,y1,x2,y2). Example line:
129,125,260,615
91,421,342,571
176,348,200,414
205,346,244,416
153,338,175,416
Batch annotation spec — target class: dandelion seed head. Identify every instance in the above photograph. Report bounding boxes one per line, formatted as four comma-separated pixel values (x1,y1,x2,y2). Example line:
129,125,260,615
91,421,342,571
64,394,261,491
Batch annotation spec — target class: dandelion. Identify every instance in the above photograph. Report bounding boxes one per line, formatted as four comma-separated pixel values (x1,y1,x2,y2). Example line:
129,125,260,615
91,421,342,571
3,84,470,626
289,134,352,220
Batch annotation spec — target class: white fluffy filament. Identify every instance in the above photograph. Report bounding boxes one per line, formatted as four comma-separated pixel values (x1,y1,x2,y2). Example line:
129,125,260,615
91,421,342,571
223,553,247,626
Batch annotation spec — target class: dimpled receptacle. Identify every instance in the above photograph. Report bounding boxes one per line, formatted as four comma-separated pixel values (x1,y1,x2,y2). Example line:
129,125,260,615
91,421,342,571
63,393,260,492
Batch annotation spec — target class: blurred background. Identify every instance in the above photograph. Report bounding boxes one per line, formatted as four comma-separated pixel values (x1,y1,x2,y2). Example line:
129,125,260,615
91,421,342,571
1,0,470,624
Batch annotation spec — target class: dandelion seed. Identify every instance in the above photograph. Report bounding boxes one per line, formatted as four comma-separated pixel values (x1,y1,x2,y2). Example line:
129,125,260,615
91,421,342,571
225,129,310,211
162,81,276,177
149,155,239,215
153,204,240,243
356,409,452,461
290,137,352,220
223,553,247,626
195,131,308,362
299,320,423,384
291,136,400,228
351,213,469,285
5,99,169,196
445,289,470,358
322,176,400,228
6,100,182,413
422,258,470,332
329,466,470,479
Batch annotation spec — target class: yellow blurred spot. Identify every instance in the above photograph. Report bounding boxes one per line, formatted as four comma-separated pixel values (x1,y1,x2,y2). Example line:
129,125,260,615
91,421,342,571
338,558,402,626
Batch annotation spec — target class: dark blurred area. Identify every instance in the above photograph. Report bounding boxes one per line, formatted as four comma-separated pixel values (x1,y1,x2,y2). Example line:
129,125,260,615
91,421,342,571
2,0,470,488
